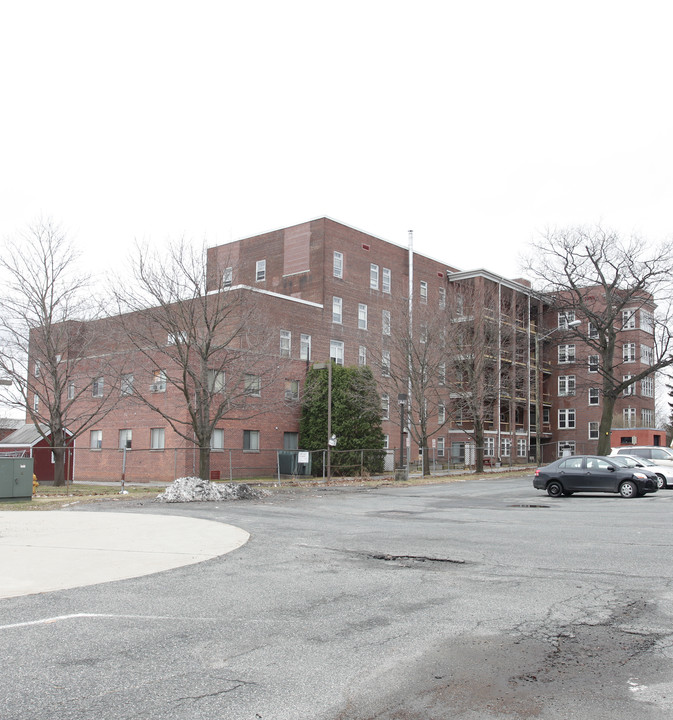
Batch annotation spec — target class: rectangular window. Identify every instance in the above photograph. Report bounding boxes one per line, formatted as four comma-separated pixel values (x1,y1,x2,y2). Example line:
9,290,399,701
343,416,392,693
558,408,576,429
333,251,343,279
622,309,636,329
439,286,446,309
558,375,576,396
244,374,261,396
501,438,511,457
623,375,635,396
382,350,391,377
33,395,39,412
558,345,575,363
640,310,654,333
420,281,428,304
121,373,134,396
381,393,390,420
150,428,165,449
151,370,166,393
300,334,311,361
332,296,342,324
382,310,391,336
92,377,104,397
167,331,187,346
589,388,600,405
517,439,527,457
623,407,636,427
243,429,260,451
284,379,299,401
558,311,576,328
588,322,599,339
437,437,445,457
208,370,225,393
370,263,379,290
68,382,75,400
358,303,368,330
641,376,654,397
588,355,599,373
358,345,367,366
641,345,653,365
211,428,224,450
256,259,266,281
34,361,40,377
439,363,446,385
330,340,344,366
623,343,636,362
557,441,576,457
642,408,654,427
485,437,495,457
90,430,102,450
588,422,599,440
382,268,391,293
280,329,291,357
223,266,233,287
119,429,132,449
438,402,446,424
543,407,550,424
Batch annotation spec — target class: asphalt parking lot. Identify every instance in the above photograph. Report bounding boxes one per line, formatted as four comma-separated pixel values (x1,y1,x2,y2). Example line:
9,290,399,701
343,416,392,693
2,473,673,720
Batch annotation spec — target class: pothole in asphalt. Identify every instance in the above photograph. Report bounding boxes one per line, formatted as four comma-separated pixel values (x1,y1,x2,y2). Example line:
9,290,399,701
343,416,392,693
368,553,465,565
510,503,551,508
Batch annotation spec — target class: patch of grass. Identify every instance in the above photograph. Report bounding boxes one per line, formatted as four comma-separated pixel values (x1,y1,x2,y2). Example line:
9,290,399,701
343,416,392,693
0,484,160,511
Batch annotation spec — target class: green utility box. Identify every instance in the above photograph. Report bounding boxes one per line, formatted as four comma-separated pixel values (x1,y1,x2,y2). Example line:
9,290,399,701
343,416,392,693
0,457,34,500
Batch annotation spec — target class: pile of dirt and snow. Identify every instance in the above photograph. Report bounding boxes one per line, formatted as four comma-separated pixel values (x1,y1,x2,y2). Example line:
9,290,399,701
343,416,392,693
155,477,268,503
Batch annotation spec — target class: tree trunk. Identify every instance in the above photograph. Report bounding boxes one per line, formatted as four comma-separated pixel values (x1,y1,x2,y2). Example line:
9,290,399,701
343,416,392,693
52,445,66,486
199,444,211,481
597,393,617,456
474,418,484,473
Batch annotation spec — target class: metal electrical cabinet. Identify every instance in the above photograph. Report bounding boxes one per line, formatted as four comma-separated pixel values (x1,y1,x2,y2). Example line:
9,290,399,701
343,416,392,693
0,457,34,500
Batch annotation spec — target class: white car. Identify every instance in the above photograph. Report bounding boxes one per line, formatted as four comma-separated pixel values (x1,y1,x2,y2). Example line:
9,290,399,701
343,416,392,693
611,454,673,489
610,446,673,468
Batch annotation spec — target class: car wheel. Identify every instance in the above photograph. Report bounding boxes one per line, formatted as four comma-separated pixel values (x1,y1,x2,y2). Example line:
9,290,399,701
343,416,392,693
619,480,637,498
656,474,666,489
547,481,563,498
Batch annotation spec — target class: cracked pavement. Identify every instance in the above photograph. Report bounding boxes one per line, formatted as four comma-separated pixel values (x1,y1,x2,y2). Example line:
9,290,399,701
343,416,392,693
2,475,673,719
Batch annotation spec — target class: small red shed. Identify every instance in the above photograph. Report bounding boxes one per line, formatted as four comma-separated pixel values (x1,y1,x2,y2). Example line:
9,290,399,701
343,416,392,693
0,424,74,484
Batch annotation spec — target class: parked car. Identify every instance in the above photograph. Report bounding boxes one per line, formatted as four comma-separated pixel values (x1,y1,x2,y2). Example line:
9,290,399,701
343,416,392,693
533,455,659,498
610,454,673,490
610,446,673,467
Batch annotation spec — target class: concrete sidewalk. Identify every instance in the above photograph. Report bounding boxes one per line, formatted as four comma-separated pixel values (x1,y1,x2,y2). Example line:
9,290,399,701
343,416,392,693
0,511,249,600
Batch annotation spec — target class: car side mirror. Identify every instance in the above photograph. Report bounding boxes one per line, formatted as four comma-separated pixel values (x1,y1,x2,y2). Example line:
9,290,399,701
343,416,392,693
607,466,615,472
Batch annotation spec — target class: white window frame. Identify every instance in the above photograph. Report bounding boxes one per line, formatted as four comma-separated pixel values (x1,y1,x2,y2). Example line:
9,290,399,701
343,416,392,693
623,375,635,396
623,407,636,428
151,370,166,393
382,350,391,377
588,388,600,406
622,309,636,329
92,376,104,398
558,408,576,429
358,303,368,330
68,382,75,400
333,251,343,279
382,310,391,336
256,259,266,281
640,310,654,334
121,373,134,396
211,428,224,450
330,340,344,366
558,345,576,363
623,343,636,362
300,333,311,361
588,321,599,339
558,311,576,329
332,296,342,324
208,369,225,393
243,429,260,451
501,438,511,457
381,393,390,420
641,344,653,365
588,354,599,373
119,429,132,450
485,437,495,457
370,264,379,290
90,429,102,450
439,286,446,309
438,402,446,424
382,267,391,293
420,280,428,304
358,345,367,366
588,422,599,440
557,440,576,457
150,428,165,450
558,375,576,396
223,266,233,287
517,439,527,458
244,373,261,397
641,376,654,397
437,437,445,458
280,329,291,358
642,408,654,427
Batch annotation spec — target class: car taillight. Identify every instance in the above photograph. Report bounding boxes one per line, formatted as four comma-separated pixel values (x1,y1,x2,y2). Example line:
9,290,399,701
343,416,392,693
535,469,540,476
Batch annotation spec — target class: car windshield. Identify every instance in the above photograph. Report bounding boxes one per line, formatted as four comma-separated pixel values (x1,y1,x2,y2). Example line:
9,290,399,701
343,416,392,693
612,456,639,468
633,456,655,466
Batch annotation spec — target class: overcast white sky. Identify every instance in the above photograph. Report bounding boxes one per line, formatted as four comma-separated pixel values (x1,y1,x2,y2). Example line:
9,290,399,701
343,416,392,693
1,1,672,282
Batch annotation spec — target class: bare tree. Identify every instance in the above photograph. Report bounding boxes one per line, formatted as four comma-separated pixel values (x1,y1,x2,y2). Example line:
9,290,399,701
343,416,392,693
0,220,117,485
114,239,280,480
525,226,673,455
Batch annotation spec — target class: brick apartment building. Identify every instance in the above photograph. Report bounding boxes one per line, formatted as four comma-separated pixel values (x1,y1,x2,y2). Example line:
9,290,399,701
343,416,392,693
14,218,662,481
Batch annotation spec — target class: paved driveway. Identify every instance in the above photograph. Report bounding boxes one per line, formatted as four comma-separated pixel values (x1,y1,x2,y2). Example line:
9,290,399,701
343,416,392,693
2,475,673,719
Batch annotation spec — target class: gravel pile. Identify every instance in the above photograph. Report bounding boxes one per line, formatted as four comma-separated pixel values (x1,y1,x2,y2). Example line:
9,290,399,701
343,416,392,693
155,476,268,503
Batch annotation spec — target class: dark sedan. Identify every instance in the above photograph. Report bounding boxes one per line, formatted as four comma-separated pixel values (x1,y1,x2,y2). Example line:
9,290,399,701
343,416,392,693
533,454,659,498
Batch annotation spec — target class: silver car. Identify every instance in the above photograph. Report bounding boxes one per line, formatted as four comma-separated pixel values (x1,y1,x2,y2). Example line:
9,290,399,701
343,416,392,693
611,454,673,489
